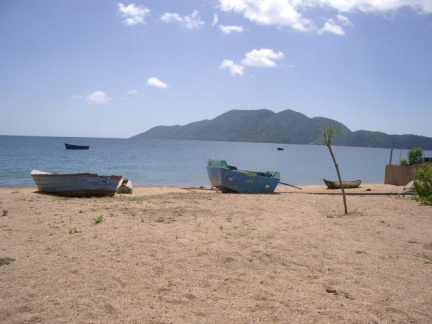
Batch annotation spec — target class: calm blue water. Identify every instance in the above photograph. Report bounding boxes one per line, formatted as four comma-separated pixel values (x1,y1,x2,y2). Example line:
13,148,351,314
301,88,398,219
0,135,418,188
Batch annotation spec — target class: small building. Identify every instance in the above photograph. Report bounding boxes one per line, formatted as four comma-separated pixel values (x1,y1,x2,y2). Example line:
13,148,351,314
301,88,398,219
384,162,432,185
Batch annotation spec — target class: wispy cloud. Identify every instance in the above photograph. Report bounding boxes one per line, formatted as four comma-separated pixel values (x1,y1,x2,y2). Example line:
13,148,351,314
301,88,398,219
219,0,432,34
212,14,219,26
319,14,353,35
220,48,285,76
126,89,138,95
319,20,345,35
219,25,244,34
337,14,353,26
219,59,245,76
147,77,169,89
316,0,432,14
118,3,150,25
242,49,284,68
219,0,313,31
160,10,204,29
87,91,111,105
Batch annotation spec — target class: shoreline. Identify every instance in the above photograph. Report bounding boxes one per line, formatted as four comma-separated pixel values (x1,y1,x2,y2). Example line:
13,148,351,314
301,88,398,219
2,183,431,323
0,183,403,191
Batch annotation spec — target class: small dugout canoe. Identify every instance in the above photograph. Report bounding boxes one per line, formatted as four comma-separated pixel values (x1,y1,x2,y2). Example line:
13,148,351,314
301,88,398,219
323,179,362,189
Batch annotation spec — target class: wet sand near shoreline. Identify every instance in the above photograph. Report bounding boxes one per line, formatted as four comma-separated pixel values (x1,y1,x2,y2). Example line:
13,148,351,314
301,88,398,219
1,185,432,323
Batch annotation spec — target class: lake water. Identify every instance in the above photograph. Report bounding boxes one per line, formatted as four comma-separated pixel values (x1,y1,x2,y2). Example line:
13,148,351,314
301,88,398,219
0,135,420,188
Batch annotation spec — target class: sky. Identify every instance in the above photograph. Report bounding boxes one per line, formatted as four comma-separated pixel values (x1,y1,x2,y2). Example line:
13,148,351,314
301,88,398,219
1,0,431,139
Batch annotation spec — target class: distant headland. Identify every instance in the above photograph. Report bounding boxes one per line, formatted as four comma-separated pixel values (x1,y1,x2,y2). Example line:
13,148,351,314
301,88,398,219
131,109,432,150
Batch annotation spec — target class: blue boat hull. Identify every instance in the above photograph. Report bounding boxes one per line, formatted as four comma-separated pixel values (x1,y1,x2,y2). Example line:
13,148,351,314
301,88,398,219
207,160,280,194
31,171,121,197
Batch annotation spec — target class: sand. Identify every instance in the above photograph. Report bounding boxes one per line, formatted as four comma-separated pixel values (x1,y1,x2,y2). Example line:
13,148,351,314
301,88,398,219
1,184,432,323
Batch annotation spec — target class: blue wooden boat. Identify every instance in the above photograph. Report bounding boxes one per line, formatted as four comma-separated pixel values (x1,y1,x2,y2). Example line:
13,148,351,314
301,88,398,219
31,170,121,197
206,159,280,193
65,143,89,150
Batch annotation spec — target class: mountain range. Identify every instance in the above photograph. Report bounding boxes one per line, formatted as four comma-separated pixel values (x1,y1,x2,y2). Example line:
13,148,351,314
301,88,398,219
131,109,432,150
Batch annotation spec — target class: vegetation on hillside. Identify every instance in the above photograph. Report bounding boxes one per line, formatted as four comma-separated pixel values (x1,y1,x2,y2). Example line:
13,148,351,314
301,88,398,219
131,109,432,150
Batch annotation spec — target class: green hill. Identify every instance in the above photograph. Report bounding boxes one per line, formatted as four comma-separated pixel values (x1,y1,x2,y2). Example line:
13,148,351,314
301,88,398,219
131,109,432,150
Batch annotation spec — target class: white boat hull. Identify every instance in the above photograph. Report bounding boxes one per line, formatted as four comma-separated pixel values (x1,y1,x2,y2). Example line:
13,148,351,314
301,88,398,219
31,170,121,197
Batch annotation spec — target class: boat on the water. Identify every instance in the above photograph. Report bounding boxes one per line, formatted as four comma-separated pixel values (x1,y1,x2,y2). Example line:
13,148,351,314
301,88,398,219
65,143,89,150
206,159,280,193
323,179,362,189
277,147,284,151
31,170,121,197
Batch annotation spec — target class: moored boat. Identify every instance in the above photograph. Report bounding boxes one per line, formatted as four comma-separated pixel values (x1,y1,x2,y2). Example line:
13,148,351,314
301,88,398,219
31,170,121,197
206,159,280,193
323,179,362,189
65,143,89,150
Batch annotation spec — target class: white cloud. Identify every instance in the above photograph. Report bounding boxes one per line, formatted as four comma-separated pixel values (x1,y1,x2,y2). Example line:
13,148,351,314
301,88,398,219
219,25,244,34
126,89,138,95
319,19,345,35
212,14,219,26
313,0,432,14
219,0,432,33
160,10,204,29
219,59,245,76
147,77,169,89
318,13,353,35
87,91,111,105
118,3,150,25
220,48,285,76
337,14,353,26
219,0,313,31
242,48,284,67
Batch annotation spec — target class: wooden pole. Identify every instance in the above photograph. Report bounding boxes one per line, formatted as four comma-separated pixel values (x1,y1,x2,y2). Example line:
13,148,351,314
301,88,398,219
279,182,302,190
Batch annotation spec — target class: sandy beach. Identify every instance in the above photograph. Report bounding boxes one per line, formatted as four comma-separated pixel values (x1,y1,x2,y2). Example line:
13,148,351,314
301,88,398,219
1,184,432,323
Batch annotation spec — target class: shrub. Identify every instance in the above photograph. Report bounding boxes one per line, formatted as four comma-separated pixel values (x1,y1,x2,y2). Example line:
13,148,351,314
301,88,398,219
69,227,79,234
413,164,432,205
408,147,424,164
92,216,103,224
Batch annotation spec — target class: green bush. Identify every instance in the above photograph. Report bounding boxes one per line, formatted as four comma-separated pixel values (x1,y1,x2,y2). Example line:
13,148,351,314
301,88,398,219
408,147,424,164
92,216,103,224
413,164,432,205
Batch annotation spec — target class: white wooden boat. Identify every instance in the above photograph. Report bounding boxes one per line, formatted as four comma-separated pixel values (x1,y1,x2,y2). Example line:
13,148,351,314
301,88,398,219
31,170,121,197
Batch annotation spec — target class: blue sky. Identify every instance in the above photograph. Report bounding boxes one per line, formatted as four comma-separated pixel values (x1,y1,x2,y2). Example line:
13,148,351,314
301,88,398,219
1,0,431,138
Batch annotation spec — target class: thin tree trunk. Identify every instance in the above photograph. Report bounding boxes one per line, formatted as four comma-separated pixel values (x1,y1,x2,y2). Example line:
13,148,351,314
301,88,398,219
327,144,348,214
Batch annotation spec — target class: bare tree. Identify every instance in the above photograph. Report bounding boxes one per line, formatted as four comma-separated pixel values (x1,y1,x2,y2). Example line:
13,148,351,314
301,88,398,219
323,124,348,215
